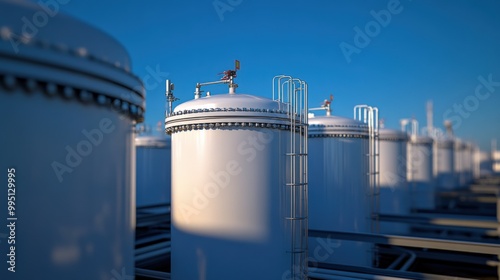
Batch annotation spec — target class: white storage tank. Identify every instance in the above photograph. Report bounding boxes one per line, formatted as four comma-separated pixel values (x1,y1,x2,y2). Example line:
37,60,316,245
407,135,435,210
379,128,409,234
479,150,492,177
165,75,308,280
472,145,481,180
0,1,144,279
454,139,467,188
308,112,372,267
135,134,172,207
435,137,457,190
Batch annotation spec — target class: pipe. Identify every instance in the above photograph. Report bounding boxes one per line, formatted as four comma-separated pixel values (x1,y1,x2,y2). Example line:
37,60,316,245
387,251,406,270
399,248,416,271
193,74,235,99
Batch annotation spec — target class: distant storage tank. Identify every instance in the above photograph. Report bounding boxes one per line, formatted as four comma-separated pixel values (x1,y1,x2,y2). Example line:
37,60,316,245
135,135,172,207
379,128,409,233
0,1,144,279
472,145,481,180
463,142,474,185
479,151,493,176
407,135,435,210
435,137,457,189
308,111,372,267
165,75,308,280
454,139,467,188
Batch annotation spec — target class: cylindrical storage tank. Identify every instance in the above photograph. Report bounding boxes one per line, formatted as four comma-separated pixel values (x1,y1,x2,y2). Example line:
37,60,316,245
454,139,467,188
166,93,307,280
135,135,172,207
0,1,144,279
407,135,435,210
435,137,457,190
463,142,474,185
479,151,493,177
379,128,409,234
308,115,372,267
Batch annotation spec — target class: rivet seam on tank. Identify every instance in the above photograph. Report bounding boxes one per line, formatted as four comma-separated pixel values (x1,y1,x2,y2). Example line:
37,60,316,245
308,134,369,139
165,122,306,134
0,26,135,74
0,74,144,121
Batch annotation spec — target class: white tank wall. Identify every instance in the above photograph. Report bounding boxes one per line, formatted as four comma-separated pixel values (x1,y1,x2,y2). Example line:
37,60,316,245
472,146,481,179
379,130,409,234
407,138,435,210
1,85,137,279
436,139,456,189
308,131,371,267
135,136,172,207
171,128,294,279
479,151,492,176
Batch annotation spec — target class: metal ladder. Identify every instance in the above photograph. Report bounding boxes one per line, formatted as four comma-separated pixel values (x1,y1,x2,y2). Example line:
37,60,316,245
273,75,308,279
354,105,380,267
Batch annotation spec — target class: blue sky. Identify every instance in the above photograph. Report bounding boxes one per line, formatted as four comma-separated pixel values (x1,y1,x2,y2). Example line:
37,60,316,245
57,0,500,151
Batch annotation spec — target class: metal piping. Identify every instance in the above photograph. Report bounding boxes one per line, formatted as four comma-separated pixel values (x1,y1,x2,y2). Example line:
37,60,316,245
194,68,238,99
309,229,500,255
309,96,332,116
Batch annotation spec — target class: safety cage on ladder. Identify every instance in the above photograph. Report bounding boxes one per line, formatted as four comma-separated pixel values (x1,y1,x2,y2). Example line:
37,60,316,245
273,75,309,279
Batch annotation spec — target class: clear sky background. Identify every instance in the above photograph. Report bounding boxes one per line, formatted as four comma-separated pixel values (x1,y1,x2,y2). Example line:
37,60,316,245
55,0,500,151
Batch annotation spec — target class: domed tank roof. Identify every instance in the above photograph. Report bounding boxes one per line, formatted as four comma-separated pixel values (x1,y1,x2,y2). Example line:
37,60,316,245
308,115,369,137
0,0,144,115
166,93,297,134
135,135,171,148
379,128,409,141
173,93,286,113
0,0,131,70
